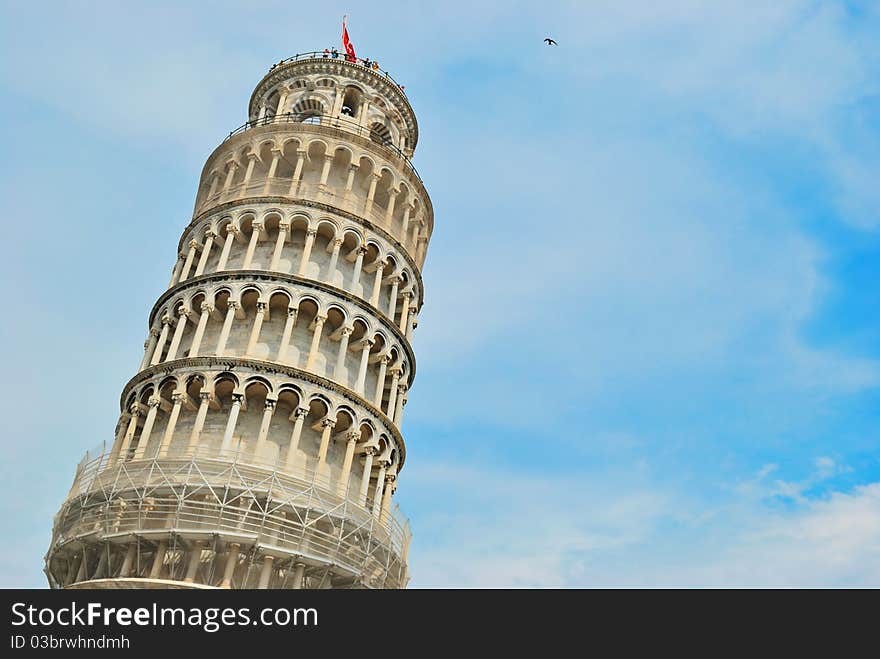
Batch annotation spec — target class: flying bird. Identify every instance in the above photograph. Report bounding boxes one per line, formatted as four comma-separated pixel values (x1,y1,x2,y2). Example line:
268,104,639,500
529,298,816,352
544,38,557,45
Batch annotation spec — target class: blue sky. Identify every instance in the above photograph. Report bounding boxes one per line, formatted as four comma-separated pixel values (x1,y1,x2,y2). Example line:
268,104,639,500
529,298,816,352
1,0,879,586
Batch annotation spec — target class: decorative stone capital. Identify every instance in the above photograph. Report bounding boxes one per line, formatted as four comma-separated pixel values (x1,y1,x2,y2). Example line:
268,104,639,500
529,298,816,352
287,307,298,318
227,300,240,311
160,315,173,326
225,224,239,236
188,239,200,250
364,446,377,457
171,392,186,405
255,301,268,312
278,222,290,232
339,326,353,337
150,328,161,338
306,228,318,237
251,221,264,234
332,237,344,248
321,418,336,429
346,430,362,442
313,314,327,327
204,230,218,240
231,392,245,405
147,396,161,408
200,302,214,314
291,406,309,420
264,398,277,411
128,402,141,416
380,354,392,365
177,306,190,318
199,391,214,403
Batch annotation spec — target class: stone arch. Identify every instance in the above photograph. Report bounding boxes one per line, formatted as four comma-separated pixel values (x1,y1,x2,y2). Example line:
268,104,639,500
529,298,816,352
291,93,328,122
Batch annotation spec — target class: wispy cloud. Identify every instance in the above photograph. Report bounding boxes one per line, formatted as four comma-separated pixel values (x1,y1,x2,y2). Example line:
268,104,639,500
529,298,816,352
408,458,880,587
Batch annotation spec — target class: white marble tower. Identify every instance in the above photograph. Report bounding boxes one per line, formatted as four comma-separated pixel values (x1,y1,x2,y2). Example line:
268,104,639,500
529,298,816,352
45,50,432,589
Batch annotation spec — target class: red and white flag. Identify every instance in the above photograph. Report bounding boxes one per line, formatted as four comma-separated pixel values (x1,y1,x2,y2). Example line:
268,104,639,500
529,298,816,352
342,16,356,61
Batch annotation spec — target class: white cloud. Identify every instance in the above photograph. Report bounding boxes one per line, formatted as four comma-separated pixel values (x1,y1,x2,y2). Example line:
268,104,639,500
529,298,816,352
407,459,880,587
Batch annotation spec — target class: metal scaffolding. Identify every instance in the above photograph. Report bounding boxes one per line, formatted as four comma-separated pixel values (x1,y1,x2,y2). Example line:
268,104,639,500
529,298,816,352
46,444,411,589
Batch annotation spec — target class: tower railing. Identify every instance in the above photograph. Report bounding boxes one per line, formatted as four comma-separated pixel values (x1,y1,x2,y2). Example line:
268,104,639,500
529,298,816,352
223,112,422,184
269,51,407,93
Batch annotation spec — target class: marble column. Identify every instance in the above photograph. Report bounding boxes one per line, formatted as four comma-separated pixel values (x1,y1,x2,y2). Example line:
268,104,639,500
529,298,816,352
132,396,161,459
269,222,289,271
284,407,309,470
216,224,239,271
337,430,360,497
369,261,386,307
179,239,200,282
214,301,239,356
373,355,390,408
139,328,160,371
333,326,353,381
219,394,244,455
354,338,374,395
241,221,263,270
305,315,326,371
325,237,343,280
245,301,267,357
158,392,185,457
348,246,367,294
262,148,282,194
277,306,298,363
358,447,375,506
187,392,214,453
164,307,191,361
194,231,217,276
188,303,213,358
297,229,317,276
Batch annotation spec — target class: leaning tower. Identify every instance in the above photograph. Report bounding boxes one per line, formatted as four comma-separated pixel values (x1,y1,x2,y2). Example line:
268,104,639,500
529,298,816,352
45,50,432,589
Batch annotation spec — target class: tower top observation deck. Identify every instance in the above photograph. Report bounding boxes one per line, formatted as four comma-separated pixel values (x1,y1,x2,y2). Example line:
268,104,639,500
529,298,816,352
248,51,418,157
